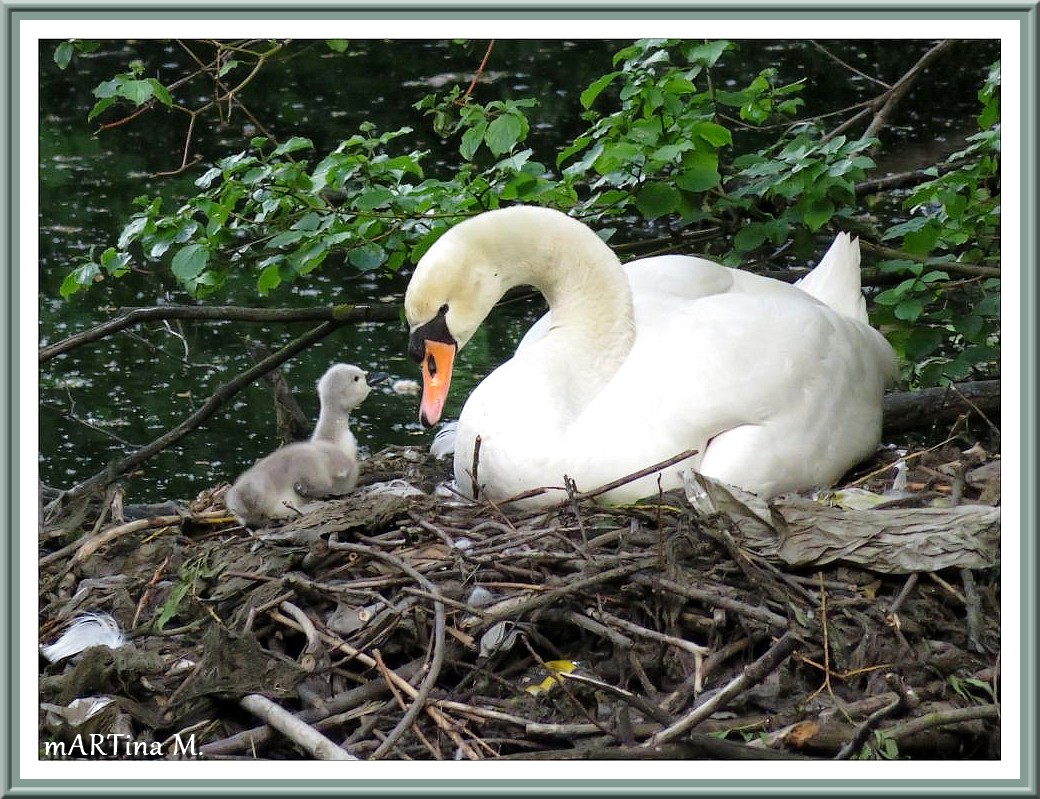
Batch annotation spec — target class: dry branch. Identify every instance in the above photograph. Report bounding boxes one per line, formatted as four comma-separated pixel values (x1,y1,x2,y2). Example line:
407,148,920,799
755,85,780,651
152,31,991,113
644,631,804,747
239,693,357,760
39,303,401,363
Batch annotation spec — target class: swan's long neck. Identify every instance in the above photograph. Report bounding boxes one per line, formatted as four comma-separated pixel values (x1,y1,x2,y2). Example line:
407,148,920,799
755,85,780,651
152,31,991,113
312,407,354,452
472,209,636,398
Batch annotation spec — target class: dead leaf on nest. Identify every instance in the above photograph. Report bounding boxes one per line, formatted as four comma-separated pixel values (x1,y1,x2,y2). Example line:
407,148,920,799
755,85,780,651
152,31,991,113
772,498,999,573
683,472,999,574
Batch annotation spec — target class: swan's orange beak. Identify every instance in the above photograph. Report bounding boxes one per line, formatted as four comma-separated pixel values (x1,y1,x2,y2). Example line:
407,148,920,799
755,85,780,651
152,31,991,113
419,339,457,427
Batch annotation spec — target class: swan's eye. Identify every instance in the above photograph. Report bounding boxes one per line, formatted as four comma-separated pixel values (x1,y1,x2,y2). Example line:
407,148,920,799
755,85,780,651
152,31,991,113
438,303,449,316
426,354,437,377
354,375,360,382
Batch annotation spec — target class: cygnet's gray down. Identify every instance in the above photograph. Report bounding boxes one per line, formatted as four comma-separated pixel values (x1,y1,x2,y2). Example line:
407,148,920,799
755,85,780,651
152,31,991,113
225,364,387,527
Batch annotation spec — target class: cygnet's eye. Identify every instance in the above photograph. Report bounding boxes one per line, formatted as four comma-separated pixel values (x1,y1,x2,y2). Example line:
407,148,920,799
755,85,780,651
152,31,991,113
354,375,360,382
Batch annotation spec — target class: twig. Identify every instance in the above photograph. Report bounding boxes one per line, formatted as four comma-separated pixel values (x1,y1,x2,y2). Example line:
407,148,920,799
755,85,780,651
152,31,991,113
634,574,790,633
960,569,984,653
643,631,803,747
470,434,482,500
497,447,699,507
559,671,675,727
40,303,401,363
199,659,423,757
132,555,172,629
279,601,321,668
863,40,957,141
858,240,1000,278
575,447,700,502
458,40,496,104
833,673,919,760
950,383,1001,437
480,558,658,625
807,573,835,702
71,515,183,566
809,40,892,89
587,609,708,693
886,704,999,741
272,611,475,757
557,610,633,650
372,649,442,760
663,636,758,714
325,536,455,760
238,693,356,760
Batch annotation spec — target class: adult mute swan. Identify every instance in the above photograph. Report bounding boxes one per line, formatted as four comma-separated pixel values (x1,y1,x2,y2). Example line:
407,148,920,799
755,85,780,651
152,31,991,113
225,364,388,527
405,206,897,508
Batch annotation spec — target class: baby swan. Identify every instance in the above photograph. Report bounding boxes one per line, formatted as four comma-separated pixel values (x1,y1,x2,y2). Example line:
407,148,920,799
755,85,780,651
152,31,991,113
225,364,387,528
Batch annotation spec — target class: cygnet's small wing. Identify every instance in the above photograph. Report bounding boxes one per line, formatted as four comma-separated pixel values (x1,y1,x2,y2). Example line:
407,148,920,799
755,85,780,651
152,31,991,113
291,441,359,498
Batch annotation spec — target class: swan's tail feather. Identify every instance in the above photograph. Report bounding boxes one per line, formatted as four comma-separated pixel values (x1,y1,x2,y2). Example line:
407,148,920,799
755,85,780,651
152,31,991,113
794,232,868,324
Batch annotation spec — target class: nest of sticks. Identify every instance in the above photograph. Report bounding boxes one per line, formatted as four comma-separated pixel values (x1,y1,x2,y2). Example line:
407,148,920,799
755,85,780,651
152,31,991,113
38,439,1001,762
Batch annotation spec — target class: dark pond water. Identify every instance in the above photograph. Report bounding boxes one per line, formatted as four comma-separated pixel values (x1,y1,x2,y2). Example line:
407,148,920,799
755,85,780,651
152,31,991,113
37,38,998,503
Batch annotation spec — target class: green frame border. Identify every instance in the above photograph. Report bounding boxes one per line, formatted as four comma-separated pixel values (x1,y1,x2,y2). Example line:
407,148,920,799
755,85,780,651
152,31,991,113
4,2,1036,797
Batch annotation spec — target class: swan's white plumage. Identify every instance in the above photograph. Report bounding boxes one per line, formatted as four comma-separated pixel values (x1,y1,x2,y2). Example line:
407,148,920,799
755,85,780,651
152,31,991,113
405,206,896,508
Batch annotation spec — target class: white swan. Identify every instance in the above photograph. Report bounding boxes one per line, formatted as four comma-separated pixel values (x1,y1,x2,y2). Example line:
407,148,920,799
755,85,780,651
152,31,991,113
405,206,897,508
225,364,387,527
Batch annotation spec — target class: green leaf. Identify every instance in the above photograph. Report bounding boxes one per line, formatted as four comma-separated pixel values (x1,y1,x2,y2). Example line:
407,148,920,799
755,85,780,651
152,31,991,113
54,41,74,70
293,240,329,275
685,40,730,67
117,215,150,250
60,262,100,298
485,114,524,156
118,79,156,105
325,40,349,53
802,198,835,231
353,186,394,211
460,120,488,161
676,151,721,192
581,71,621,109
975,295,1000,316
272,136,314,156
904,328,943,359
904,223,940,255
148,79,173,108
734,223,768,252
268,230,306,248
692,120,732,148
594,142,643,175
635,182,681,220
348,242,387,271
154,581,190,631
894,299,924,322
86,96,116,122
195,167,223,189
99,248,131,276
171,244,210,282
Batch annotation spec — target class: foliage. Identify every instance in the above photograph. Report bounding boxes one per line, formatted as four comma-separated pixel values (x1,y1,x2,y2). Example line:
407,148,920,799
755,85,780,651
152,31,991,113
948,673,998,705
872,60,1001,386
558,39,740,224
727,131,878,258
52,38,100,70
853,730,903,761
51,39,1001,388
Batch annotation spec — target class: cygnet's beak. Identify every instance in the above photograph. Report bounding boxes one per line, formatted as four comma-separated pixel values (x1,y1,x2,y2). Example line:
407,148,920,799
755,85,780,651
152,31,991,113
419,340,457,427
365,371,391,387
